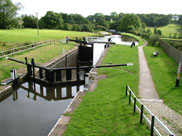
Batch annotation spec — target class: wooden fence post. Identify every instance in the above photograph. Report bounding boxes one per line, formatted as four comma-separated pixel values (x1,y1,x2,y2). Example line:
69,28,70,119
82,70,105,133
150,116,155,136
133,97,136,113
77,61,80,81
31,59,35,78
126,85,128,96
140,105,144,124
129,91,131,105
39,68,43,79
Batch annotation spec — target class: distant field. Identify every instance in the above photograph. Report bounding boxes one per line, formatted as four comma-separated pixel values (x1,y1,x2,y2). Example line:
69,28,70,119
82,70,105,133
0,29,96,51
147,24,181,38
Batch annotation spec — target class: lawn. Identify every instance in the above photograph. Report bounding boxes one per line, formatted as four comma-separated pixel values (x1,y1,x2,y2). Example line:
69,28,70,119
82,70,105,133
63,45,150,136
0,29,96,51
147,24,181,38
0,42,74,82
144,45,182,114
121,33,145,46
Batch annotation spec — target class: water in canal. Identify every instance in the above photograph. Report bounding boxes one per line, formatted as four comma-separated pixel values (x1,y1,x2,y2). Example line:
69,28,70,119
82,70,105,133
0,81,84,136
0,35,137,136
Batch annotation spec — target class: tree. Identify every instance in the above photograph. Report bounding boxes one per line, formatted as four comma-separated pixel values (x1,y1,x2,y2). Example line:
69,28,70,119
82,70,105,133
154,26,158,34
118,14,142,32
40,11,64,29
0,0,21,29
22,15,37,28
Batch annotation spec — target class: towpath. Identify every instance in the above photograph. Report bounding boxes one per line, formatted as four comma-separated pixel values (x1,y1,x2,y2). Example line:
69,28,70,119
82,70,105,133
138,44,182,136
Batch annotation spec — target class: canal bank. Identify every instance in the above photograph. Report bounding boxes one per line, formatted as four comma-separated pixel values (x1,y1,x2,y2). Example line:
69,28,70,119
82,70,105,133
0,34,142,136
48,44,109,136
61,44,150,136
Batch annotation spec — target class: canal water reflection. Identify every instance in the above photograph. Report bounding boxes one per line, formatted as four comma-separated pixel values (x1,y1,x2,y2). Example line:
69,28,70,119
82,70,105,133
0,81,84,136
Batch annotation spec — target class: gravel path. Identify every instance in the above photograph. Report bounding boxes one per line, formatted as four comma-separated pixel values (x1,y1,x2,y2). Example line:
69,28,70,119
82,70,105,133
138,45,182,136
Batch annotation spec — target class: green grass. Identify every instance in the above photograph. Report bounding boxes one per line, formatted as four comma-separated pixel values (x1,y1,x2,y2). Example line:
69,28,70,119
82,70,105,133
0,42,74,82
63,45,150,136
144,45,182,114
121,33,145,46
0,29,96,51
147,24,181,38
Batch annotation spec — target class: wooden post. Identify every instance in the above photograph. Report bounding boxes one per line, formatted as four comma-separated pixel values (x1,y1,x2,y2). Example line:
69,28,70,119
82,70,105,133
31,59,35,78
39,68,43,79
129,91,131,105
56,70,62,81
66,69,72,81
140,105,144,124
77,61,80,81
126,85,128,96
133,97,136,113
150,116,155,136
25,57,32,77
65,55,67,67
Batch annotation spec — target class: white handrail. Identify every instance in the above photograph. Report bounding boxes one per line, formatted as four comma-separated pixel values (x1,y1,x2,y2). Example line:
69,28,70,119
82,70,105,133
126,85,175,136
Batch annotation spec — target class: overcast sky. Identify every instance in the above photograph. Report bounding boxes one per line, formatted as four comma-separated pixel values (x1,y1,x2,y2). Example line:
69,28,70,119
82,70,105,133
12,0,182,18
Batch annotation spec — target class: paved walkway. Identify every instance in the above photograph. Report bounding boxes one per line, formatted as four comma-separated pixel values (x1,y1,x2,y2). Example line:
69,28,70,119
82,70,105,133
138,46,182,136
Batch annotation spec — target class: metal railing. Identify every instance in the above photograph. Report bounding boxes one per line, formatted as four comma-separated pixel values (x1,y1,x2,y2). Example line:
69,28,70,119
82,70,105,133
126,85,175,136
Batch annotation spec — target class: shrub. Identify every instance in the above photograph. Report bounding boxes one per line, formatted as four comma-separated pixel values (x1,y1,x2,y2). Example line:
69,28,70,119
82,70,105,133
149,35,160,46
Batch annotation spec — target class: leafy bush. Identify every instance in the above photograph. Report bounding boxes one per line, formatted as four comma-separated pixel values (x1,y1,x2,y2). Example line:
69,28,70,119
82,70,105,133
149,35,160,46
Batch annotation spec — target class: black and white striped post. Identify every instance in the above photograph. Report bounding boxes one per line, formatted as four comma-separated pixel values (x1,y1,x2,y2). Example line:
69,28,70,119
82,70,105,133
176,61,181,87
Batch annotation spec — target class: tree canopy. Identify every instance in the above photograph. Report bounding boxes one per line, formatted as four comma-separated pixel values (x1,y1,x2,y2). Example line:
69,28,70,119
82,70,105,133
0,0,21,29
118,14,142,32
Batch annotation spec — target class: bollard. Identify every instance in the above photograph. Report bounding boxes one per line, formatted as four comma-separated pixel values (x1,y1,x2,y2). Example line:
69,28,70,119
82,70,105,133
10,68,17,80
84,73,89,91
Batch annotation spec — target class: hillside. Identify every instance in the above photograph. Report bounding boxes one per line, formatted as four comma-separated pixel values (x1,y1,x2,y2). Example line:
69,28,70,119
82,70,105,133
0,29,96,51
147,24,181,38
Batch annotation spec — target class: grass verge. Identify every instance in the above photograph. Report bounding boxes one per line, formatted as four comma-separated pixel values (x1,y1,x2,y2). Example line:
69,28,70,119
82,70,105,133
144,45,182,114
121,33,145,46
63,45,150,136
0,43,74,82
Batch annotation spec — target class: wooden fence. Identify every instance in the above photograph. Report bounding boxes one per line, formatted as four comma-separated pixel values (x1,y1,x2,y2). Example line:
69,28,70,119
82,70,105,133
159,39,182,63
0,40,65,59
126,85,175,136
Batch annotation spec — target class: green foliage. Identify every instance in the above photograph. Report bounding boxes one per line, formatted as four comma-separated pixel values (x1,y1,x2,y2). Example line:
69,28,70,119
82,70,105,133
0,0,21,29
149,35,160,46
154,26,158,35
22,15,37,28
40,11,64,29
138,14,171,27
118,14,142,32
